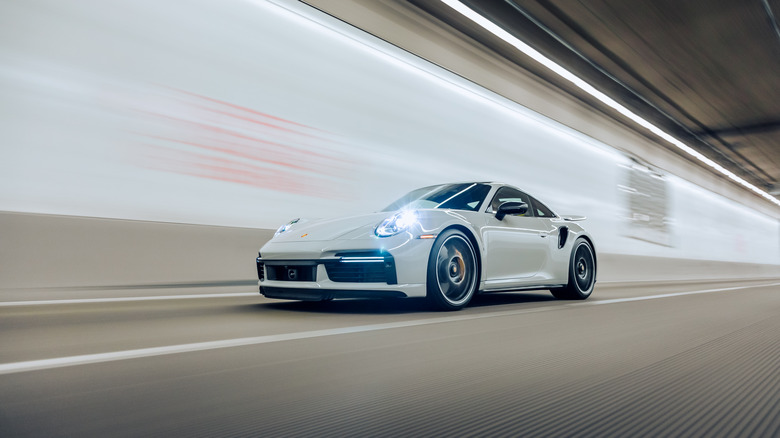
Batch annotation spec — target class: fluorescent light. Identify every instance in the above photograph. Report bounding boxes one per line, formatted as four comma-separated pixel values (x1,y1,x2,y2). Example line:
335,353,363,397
439,0,780,207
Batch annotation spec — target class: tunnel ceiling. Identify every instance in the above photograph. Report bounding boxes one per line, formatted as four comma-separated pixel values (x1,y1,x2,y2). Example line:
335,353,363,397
409,0,780,200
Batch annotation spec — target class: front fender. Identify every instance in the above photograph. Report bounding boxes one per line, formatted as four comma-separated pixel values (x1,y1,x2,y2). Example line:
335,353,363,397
416,209,488,286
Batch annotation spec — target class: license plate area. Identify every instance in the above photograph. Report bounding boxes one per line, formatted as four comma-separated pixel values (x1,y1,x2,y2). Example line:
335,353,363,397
265,264,317,282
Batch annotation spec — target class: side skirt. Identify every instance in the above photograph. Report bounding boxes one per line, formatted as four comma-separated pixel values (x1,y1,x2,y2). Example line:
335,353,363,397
479,284,567,294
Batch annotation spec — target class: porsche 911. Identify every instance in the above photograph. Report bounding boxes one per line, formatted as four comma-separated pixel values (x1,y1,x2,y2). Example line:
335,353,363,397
257,182,596,310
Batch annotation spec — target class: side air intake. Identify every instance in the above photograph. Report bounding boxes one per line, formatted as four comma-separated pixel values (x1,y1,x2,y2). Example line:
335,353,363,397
558,226,569,249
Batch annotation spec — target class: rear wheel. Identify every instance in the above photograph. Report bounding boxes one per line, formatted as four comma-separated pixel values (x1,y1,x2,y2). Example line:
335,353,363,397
426,229,478,311
551,238,595,300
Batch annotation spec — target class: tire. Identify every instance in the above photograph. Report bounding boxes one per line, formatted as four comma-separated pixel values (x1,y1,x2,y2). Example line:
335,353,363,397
551,238,596,300
426,229,479,311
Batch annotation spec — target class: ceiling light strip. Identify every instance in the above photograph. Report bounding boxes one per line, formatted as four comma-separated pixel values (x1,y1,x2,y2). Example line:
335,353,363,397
439,0,780,207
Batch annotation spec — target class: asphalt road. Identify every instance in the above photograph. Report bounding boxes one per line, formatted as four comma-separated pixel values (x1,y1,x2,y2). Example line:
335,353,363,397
1,279,779,437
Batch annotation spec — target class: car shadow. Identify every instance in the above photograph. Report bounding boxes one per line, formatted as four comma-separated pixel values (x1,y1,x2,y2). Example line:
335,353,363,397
251,291,557,315
257,298,426,315
470,292,557,307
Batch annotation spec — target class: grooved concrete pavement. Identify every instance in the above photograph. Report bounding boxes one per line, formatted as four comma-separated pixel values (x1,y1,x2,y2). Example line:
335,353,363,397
0,280,778,437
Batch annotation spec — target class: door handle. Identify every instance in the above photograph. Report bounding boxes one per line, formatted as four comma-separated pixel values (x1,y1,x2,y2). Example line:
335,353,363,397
539,232,549,238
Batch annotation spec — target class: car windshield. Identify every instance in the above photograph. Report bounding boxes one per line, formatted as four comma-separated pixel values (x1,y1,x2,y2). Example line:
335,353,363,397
382,183,491,212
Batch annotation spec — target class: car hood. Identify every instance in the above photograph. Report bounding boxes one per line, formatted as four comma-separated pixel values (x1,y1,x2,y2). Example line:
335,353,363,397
272,212,390,242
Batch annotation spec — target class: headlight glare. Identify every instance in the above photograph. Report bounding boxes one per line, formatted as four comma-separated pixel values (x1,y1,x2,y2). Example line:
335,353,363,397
375,210,418,237
275,218,300,236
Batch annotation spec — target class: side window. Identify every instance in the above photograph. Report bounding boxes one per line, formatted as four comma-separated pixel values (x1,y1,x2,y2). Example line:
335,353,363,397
530,196,556,218
488,187,531,216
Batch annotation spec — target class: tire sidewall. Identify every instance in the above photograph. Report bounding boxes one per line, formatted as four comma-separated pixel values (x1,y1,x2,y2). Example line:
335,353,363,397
568,238,595,298
426,229,478,310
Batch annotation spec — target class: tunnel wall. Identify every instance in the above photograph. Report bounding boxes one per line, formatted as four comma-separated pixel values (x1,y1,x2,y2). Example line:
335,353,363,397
1,0,778,290
1,211,778,290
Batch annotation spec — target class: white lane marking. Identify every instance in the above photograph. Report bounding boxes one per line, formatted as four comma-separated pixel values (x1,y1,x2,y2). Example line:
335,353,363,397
598,278,779,285
0,293,258,307
5,280,776,307
0,305,557,375
586,282,780,305
0,282,778,375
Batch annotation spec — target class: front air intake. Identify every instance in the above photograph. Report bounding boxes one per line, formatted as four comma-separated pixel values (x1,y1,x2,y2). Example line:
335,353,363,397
256,256,265,281
325,252,397,284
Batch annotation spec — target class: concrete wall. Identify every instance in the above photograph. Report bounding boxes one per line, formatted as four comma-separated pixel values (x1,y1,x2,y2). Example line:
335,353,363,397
2,211,777,292
0,211,270,290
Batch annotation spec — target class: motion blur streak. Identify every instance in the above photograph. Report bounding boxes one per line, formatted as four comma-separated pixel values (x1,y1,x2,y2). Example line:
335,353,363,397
0,292,258,307
439,0,780,206
1,0,778,292
1,1,778,435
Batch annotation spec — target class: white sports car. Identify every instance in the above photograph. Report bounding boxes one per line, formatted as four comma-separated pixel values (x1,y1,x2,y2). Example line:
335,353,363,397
257,182,596,310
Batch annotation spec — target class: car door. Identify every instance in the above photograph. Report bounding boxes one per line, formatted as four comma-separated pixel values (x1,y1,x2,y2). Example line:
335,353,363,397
482,187,552,286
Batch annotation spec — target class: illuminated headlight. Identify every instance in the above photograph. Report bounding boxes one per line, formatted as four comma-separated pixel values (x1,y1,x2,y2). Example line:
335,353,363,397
375,210,418,237
275,218,300,236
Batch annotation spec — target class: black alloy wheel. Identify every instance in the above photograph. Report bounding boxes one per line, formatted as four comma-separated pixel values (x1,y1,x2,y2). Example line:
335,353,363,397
551,238,595,300
426,229,478,310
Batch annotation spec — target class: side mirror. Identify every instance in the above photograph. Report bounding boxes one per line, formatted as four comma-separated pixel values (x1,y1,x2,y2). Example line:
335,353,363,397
495,201,528,220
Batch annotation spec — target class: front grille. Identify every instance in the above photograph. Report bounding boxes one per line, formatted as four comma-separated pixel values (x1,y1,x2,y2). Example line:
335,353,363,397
325,252,397,284
265,265,317,282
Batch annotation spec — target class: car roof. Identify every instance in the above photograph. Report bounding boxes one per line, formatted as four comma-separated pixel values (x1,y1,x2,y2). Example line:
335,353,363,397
436,181,525,191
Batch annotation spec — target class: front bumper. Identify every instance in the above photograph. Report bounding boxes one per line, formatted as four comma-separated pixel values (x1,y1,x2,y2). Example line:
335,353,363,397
260,286,409,301
257,233,433,300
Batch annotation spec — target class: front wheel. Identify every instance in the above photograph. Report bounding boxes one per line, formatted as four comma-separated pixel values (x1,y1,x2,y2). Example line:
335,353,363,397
551,238,596,300
426,229,479,311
